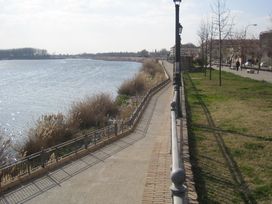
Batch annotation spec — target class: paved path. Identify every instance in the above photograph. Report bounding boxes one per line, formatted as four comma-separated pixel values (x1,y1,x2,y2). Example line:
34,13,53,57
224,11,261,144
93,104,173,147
1,62,173,204
213,65,272,83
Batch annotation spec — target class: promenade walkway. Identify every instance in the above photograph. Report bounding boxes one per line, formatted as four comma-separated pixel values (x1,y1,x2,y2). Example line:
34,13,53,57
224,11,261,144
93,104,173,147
212,65,272,83
1,63,174,204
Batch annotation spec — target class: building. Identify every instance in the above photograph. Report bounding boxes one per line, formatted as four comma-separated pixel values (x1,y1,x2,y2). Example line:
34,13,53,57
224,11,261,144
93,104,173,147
207,39,260,64
260,30,272,65
169,43,199,69
170,43,200,59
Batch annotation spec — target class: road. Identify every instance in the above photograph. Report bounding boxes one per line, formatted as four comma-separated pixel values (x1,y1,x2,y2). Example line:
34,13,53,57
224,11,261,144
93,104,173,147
213,65,272,83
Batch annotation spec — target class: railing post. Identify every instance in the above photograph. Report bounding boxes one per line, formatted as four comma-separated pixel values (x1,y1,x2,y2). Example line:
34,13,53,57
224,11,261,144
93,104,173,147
84,135,88,149
107,126,110,138
55,147,59,162
94,134,96,145
41,148,47,168
114,123,118,136
171,168,186,201
27,158,31,174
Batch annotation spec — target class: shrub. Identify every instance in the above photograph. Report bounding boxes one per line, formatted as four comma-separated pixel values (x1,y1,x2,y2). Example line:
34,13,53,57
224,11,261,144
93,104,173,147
0,130,11,165
22,113,72,155
119,105,135,120
141,60,163,77
115,94,130,106
118,73,147,96
68,93,118,129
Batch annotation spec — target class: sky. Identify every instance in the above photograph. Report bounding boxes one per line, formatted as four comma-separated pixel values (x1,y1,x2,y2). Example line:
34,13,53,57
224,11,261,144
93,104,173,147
0,0,271,54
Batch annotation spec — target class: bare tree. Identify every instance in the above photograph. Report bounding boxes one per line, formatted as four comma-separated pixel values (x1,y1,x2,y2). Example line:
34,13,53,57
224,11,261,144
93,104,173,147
198,19,206,71
211,0,233,86
208,18,215,80
203,18,210,77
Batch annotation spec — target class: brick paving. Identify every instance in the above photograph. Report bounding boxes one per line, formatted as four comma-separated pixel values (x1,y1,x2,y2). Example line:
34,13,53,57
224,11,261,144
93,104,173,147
142,132,172,204
142,62,199,204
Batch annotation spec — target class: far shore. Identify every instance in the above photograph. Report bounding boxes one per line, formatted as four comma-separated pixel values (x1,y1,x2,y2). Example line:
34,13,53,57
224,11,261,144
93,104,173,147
0,56,149,63
88,56,147,63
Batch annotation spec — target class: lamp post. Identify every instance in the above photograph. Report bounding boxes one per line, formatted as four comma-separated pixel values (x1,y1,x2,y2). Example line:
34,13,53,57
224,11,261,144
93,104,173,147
173,0,182,118
242,24,257,63
244,24,257,39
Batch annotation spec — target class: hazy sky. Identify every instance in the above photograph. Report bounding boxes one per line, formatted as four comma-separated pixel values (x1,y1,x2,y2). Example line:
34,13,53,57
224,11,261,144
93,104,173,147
0,0,271,54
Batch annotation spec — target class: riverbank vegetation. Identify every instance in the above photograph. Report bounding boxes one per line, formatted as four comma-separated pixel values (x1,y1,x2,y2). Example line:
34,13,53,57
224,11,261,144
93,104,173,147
21,114,72,155
0,131,11,165
69,94,119,130
184,70,272,203
19,59,165,156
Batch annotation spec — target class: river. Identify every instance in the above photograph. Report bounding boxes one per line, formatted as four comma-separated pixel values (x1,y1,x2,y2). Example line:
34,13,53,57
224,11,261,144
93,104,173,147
0,59,141,141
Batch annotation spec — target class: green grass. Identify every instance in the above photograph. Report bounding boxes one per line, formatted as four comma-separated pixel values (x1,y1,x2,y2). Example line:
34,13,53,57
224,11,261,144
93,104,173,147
184,69,272,203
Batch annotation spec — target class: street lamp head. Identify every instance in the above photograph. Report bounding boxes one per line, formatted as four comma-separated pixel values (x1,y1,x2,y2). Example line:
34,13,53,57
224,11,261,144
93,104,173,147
253,24,257,26
179,24,183,34
173,0,182,5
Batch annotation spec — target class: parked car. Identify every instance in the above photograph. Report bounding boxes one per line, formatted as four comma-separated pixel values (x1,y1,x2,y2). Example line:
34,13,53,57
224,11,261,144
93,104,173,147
244,61,252,67
260,62,268,67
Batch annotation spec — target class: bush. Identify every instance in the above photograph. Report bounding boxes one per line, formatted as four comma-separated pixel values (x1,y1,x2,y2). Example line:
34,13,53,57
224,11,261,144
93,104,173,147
115,94,130,106
22,113,72,155
0,130,11,165
141,60,163,77
18,60,166,156
118,73,147,96
68,93,118,129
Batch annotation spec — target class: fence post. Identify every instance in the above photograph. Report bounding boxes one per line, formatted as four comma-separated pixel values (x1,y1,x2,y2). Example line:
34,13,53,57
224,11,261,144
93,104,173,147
55,147,59,162
84,135,88,149
114,123,118,136
121,121,124,133
41,148,46,168
27,158,31,174
94,134,96,145
170,168,186,202
107,126,110,139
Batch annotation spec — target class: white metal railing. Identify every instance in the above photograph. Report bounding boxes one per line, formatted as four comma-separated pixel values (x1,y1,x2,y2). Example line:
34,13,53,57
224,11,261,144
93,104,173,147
170,87,187,203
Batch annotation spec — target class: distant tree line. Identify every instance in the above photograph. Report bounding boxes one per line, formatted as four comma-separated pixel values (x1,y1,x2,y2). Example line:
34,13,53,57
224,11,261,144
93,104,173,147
77,49,170,59
0,48,170,60
0,48,50,60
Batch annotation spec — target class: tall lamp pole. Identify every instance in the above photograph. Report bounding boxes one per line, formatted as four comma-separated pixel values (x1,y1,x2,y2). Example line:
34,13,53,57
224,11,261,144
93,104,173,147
244,24,257,39
173,0,182,118
243,24,257,63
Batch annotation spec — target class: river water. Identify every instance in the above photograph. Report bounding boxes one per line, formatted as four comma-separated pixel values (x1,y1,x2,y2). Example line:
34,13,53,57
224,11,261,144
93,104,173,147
0,59,141,141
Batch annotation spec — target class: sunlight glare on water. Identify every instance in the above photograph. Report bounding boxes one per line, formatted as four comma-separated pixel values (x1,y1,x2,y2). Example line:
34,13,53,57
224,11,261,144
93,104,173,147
0,59,141,141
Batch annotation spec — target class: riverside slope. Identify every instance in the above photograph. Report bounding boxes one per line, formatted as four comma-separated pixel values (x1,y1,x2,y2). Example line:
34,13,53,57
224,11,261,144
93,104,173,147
1,62,173,204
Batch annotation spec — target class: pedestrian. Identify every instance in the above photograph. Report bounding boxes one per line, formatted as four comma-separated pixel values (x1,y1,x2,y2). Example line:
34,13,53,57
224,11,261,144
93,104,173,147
236,60,240,71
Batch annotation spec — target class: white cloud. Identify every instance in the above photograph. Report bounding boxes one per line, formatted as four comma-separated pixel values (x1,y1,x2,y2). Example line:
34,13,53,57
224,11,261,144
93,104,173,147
0,0,270,53
0,0,176,53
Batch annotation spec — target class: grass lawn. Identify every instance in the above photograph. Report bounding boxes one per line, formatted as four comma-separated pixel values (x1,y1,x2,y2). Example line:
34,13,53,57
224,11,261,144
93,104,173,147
184,69,272,203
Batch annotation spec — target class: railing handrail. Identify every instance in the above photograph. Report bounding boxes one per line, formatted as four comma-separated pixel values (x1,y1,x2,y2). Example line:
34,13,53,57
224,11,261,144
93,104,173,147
170,80,187,203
